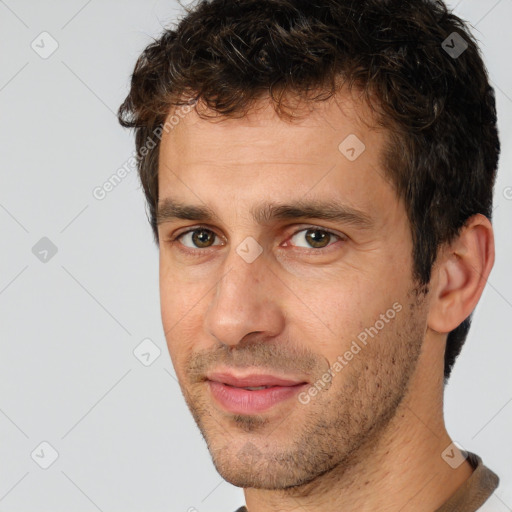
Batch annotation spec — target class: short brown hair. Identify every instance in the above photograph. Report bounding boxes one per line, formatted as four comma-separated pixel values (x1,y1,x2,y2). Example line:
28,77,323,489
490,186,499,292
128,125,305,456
118,0,500,382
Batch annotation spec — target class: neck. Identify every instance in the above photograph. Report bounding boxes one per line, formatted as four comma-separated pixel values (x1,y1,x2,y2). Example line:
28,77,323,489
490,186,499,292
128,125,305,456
243,336,473,512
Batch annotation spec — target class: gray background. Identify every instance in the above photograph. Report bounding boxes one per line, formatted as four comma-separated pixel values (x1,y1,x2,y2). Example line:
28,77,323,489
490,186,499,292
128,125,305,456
0,1,511,511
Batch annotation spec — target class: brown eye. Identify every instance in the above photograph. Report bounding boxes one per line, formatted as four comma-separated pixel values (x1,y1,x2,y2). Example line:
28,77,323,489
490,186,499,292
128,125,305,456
177,228,221,249
289,228,342,249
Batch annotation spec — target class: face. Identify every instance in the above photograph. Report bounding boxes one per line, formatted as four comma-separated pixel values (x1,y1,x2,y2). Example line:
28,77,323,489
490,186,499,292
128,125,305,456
157,92,429,489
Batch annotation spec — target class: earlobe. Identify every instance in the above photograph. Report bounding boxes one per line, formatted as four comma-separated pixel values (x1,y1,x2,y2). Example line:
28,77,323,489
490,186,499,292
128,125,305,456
427,214,495,334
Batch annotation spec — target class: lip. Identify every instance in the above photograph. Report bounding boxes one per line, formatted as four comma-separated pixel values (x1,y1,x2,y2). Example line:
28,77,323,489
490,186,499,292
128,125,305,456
206,371,309,414
207,371,307,388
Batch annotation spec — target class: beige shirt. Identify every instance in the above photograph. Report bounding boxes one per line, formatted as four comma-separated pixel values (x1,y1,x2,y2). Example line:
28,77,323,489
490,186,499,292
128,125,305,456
233,451,499,512
435,451,499,512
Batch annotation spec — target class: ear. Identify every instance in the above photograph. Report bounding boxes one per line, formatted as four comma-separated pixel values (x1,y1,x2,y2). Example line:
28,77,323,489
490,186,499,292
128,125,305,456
427,214,495,334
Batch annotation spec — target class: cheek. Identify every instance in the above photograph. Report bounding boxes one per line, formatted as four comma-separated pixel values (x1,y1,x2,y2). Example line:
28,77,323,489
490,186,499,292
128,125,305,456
159,264,217,374
159,272,191,365
296,275,407,360
282,278,362,357
159,255,207,325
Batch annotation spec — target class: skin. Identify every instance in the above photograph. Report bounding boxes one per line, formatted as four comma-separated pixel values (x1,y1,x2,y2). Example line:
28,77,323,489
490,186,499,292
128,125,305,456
156,90,494,511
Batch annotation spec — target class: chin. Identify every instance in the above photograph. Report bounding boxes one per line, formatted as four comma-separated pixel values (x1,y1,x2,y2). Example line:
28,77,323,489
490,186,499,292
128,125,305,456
208,445,326,490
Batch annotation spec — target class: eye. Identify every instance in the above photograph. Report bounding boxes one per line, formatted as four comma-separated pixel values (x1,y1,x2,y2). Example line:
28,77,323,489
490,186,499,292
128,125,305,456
168,225,344,253
173,226,223,249
286,227,344,250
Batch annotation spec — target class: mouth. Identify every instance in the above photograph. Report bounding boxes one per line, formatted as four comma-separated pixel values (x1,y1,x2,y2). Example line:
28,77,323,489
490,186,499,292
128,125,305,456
205,371,309,414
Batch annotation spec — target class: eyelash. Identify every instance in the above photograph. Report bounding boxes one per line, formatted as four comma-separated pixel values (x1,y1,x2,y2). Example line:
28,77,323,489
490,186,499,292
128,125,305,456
166,224,345,256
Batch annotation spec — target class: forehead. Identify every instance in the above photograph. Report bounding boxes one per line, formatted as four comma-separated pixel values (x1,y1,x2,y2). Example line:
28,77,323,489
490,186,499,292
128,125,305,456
160,89,379,157
157,90,397,224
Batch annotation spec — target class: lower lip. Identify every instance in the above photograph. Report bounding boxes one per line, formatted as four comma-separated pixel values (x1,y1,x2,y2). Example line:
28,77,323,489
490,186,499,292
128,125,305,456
208,381,307,414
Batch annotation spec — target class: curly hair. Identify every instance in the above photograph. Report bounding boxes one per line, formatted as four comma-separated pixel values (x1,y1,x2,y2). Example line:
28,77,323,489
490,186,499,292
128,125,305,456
118,0,500,382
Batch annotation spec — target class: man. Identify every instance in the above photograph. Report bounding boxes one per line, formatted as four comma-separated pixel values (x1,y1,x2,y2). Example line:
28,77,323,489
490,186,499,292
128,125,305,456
118,0,501,510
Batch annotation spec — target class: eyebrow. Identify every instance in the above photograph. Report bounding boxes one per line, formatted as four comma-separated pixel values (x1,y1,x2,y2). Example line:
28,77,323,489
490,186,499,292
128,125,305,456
156,197,374,230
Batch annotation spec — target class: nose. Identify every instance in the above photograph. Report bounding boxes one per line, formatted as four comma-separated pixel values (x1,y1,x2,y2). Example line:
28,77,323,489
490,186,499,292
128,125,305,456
203,244,285,347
